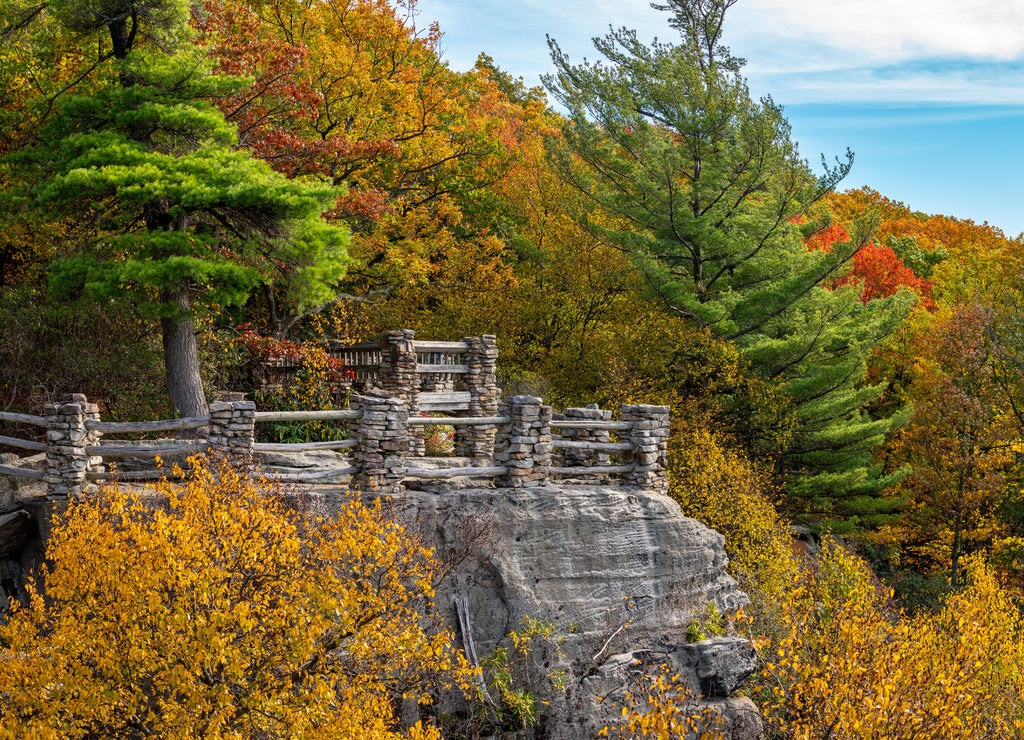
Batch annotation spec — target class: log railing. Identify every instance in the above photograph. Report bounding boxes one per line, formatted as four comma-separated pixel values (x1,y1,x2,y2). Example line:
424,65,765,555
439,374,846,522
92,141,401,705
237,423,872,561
0,410,47,481
0,392,670,497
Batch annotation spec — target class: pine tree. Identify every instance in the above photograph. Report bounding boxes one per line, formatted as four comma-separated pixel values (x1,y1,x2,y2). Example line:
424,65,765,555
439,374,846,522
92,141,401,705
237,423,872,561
544,0,913,528
6,0,349,418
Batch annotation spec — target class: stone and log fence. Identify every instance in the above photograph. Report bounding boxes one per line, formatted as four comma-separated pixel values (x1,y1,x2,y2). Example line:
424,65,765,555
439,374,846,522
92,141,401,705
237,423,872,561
0,331,670,497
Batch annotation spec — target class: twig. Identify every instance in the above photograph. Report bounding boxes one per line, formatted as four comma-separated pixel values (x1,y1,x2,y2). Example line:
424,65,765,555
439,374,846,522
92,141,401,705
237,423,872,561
593,622,627,662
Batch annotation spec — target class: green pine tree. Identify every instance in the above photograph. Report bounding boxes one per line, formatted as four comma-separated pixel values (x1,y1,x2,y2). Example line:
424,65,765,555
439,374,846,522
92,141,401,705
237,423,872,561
6,0,349,418
544,0,913,529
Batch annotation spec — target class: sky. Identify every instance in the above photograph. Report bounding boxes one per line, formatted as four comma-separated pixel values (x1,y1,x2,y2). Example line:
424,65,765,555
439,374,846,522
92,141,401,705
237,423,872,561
414,0,1024,236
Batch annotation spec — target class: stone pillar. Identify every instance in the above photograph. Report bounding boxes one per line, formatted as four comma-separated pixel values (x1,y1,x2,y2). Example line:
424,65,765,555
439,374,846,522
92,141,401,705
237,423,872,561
495,395,551,488
456,334,500,462
378,329,421,455
352,391,408,494
44,393,102,497
557,403,613,472
208,393,256,456
620,404,670,493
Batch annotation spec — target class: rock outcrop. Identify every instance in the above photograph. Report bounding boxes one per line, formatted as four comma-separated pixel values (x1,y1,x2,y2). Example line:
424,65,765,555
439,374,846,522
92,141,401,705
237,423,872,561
306,482,760,738
2,458,762,738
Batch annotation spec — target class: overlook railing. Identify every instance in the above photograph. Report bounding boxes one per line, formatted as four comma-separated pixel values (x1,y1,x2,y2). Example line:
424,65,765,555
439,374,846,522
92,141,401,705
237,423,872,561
0,393,670,497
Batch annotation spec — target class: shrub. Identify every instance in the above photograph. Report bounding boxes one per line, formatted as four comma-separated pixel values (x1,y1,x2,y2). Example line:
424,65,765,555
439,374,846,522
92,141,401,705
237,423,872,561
760,551,1024,739
0,458,466,738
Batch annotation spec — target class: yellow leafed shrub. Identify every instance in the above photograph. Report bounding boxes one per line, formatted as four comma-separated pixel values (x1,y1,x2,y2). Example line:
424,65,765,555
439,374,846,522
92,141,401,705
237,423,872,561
668,422,800,630
761,550,1024,739
0,458,467,739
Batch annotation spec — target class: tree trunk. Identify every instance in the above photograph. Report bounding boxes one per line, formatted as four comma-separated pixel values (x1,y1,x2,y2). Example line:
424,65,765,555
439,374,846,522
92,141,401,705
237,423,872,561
161,288,209,420
950,510,963,588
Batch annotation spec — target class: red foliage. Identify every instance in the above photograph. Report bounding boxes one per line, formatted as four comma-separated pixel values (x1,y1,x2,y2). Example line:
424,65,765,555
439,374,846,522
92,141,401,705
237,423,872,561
839,243,935,309
804,221,850,253
801,220,934,309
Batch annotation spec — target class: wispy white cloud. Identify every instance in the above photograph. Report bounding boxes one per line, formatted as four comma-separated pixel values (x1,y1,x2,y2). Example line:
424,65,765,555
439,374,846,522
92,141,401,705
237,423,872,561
416,0,1024,104
727,0,1024,103
734,0,1024,61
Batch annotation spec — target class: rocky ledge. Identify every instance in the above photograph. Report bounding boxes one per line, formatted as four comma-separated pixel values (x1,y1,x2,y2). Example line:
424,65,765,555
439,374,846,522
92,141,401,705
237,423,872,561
308,483,761,739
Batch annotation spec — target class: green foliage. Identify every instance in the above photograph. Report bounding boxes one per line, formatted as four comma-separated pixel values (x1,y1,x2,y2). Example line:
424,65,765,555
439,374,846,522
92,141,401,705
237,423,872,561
885,235,948,279
545,0,913,529
16,46,349,320
685,602,723,643
475,616,566,732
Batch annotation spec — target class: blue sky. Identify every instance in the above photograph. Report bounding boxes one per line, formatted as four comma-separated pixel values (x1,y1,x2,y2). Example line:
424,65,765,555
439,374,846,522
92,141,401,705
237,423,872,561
414,0,1024,236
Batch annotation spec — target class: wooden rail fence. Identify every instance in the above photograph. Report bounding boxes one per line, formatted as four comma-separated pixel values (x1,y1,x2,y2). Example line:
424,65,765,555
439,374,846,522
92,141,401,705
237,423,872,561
0,392,669,497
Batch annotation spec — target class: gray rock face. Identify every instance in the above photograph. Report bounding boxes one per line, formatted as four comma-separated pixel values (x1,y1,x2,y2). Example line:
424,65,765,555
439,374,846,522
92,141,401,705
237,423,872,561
582,641,762,740
686,636,759,697
307,483,757,738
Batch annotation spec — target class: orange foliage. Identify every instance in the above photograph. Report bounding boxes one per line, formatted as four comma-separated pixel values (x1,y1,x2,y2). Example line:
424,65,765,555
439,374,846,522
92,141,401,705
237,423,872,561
801,217,934,307
837,242,935,309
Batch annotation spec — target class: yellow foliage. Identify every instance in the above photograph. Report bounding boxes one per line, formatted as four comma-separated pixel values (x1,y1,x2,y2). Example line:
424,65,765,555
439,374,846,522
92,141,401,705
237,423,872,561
668,422,798,620
599,661,727,740
0,458,466,738
761,552,1024,739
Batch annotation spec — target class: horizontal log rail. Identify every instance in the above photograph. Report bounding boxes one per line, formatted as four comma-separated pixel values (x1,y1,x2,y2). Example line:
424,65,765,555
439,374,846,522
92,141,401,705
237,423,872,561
0,434,46,452
252,439,358,453
551,439,633,452
0,411,47,427
413,340,469,353
87,416,211,434
404,466,508,479
550,465,635,476
549,420,633,431
416,364,469,374
253,410,362,422
86,442,210,458
259,467,360,482
409,416,511,426
0,463,44,480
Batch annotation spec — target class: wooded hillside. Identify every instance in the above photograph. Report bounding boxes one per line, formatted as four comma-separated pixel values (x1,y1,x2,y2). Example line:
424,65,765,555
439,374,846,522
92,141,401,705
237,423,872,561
2,0,1023,736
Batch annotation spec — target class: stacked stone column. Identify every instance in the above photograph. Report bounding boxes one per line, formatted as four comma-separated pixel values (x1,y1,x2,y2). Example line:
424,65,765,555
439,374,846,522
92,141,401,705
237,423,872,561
620,404,671,493
44,393,103,497
455,334,500,462
495,396,551,488
208,393,256,456
377,329,422,455
352,392,408,494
